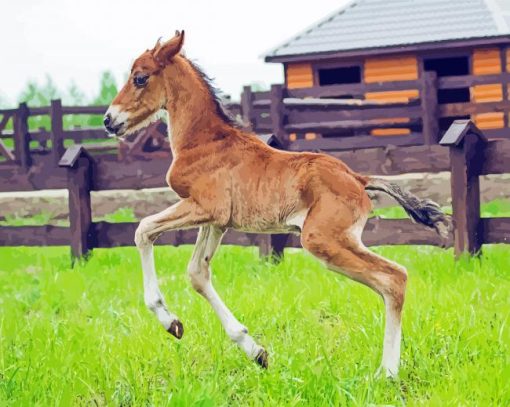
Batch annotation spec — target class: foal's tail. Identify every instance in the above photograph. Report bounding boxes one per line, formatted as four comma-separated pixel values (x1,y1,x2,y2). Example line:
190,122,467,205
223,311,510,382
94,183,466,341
365,178,451,238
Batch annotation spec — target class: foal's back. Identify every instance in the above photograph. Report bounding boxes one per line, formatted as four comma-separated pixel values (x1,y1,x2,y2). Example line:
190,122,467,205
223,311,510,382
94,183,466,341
225,130,371,232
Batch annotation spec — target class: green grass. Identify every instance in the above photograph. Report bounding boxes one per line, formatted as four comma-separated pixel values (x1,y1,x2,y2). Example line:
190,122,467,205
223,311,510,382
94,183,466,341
0,245,508,406
0,207,136,227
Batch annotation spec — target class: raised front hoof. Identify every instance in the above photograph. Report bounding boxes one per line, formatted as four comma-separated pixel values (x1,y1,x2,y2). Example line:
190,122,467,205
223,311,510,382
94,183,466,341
255,349,269,369
167,320,184,339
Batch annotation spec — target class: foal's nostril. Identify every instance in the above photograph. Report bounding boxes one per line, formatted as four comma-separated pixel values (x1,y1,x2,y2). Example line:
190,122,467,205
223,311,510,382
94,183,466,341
103,114,111,128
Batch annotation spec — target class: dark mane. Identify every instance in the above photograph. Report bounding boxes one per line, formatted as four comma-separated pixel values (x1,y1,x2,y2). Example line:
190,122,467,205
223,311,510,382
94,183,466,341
187,59,241,128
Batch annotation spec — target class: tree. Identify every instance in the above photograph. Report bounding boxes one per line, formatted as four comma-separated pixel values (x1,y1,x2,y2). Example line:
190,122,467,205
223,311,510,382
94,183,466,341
18,76,60,106
66,81,86,106
92,71,118,106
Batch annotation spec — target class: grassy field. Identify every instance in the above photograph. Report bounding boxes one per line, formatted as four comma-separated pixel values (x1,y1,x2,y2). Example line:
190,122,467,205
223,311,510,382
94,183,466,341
0,244,509,406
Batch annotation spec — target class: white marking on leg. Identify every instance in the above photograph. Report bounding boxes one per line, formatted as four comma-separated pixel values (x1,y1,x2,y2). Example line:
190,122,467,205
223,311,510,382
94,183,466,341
349,217,405,378
138,243,178,330
134,201,208,332
188,226,265,359
381,301,402,377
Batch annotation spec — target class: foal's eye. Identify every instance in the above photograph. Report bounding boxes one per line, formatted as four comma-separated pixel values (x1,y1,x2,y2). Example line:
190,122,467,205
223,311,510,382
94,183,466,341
133,75,149,88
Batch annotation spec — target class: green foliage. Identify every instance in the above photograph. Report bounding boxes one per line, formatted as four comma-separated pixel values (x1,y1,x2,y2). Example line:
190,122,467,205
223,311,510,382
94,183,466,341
3,72,120,134
0,244,508,405
249,81,269,92
100,207,137,223
92,71,118,106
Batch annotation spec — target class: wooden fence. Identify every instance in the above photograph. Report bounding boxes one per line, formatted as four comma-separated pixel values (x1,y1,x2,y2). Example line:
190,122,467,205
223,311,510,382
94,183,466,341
1,120,509,261
1,70,509,192
242,71,510,150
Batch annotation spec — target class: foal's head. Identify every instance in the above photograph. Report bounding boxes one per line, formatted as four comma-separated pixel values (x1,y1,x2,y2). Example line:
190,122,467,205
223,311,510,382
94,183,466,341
104,31,185,138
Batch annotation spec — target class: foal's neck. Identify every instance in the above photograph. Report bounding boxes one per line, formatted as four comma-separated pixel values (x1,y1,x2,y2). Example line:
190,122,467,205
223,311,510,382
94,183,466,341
162,56,227,153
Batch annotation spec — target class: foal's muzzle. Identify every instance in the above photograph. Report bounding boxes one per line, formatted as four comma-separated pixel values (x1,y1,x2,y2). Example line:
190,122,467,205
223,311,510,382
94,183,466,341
103,113,124,135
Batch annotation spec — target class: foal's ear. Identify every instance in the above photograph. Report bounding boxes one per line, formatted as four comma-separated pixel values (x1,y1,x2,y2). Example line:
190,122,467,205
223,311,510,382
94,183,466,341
153,30,185,66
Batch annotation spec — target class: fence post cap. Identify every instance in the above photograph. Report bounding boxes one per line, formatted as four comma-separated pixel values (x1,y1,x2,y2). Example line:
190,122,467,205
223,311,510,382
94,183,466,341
58,145,93,167
439,120,487,147
258,134,284,149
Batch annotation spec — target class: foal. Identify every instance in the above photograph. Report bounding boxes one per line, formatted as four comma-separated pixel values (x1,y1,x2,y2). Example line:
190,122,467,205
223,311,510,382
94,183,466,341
105,31,449,377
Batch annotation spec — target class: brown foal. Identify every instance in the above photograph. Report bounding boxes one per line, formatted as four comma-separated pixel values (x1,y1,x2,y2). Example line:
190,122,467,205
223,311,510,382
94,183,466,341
105,31,449,377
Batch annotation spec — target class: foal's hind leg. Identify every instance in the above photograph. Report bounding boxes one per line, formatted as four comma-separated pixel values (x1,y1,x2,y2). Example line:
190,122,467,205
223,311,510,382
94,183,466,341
301,203,407,377
188,226,268,367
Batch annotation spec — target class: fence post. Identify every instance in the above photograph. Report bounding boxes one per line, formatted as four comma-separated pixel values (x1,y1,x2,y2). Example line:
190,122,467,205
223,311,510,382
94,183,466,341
421,71,439,145
270,84,288,147
13,102,31,170
258,234,289,261
51,99,65,166
440,120,487,258
59,145,94,263
241,85,254,131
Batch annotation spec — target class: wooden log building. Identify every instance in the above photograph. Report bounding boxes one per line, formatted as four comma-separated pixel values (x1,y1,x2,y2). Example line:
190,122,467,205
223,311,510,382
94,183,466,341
265,0,510,141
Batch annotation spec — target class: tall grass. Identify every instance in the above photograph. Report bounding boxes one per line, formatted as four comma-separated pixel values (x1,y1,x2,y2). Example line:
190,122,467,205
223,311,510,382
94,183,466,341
0,244,508,405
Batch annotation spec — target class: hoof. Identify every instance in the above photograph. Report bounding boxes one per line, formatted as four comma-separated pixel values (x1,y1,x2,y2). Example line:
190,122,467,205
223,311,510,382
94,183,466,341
167,320,184,339
255,349,269,369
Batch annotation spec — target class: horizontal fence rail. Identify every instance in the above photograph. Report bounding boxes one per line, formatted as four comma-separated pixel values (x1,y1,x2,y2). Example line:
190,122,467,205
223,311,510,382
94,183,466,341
1,120,509,262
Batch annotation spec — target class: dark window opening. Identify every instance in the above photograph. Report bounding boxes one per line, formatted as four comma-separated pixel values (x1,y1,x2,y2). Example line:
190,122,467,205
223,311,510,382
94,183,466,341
423,56,470,107
437,88,470,104
424,56,469,77
318,66,361,86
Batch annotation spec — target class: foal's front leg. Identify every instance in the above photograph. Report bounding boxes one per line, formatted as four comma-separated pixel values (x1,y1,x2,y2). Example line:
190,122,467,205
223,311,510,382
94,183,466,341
134,199,210,338
188,226,268,368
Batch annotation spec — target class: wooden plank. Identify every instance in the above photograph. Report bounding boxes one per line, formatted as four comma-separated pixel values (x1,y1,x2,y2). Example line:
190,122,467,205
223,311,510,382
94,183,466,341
62,105,108,115
270,84,288,146
65,128,110,141
285,119,421,133
252,91,271,101
286,79,422,99
481,128,510,139
362,218,453,247
252,99,271,107
289,133,424,151
0,225,69,246
240,86,254,130
1,138,509,193
285,105,423,124
61,153,94,261
50,99,65,166
284,97,420,108
438,72,510,88
482,218,510,244
13,103,31,170
440,121,486,257
439,100,510,117
27,106,50,116
421,71,439,144
0,218,455,250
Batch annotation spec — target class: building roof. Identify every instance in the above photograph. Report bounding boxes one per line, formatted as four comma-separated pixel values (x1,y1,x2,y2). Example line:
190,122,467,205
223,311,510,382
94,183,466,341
265,0,510,61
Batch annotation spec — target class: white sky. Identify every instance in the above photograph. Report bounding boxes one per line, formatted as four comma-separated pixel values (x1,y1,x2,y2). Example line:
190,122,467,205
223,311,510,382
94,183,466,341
0,0,347,106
